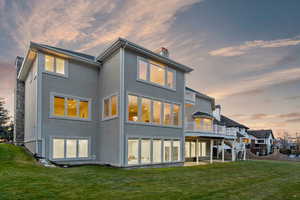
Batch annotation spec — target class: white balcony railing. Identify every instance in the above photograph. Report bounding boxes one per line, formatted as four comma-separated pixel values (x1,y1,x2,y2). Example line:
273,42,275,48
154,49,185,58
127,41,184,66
185,122,213,133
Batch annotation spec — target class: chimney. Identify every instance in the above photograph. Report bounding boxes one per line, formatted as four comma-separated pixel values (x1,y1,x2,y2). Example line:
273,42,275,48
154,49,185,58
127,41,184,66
155,47,169,57
14,56,25,146
213,105,221,121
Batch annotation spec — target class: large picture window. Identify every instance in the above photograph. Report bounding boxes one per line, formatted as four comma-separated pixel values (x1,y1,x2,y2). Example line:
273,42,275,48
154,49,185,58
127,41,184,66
102,94,119,120
128,139,139,165
127,94,181,127
138,58,176,90
141,139,151,164
185,141,190,158
172,140,180,161
52,138,89,160
45,55,66,75
51,94,91,120
152,140,162,163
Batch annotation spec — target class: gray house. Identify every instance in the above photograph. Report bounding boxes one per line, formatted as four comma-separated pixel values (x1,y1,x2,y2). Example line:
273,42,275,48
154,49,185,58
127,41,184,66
14,38,245,167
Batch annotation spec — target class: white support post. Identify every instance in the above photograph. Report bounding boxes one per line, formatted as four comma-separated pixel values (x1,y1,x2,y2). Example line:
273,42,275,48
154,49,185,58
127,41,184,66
232,140,235,161
243,143,246,160
222,139,225,162
216,140,219,159
210,139,213,164
196,138,199,164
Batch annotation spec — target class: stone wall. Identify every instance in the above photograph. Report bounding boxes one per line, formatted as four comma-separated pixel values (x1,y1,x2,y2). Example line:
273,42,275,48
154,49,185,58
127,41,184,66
14,56,25,145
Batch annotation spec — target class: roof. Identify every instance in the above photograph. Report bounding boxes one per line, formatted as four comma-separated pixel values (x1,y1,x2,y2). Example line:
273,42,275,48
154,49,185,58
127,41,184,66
247,130,274,139
97,38,194,73
185,87,215,101
220,115,249,129
18,42,100,80
192,111,213,118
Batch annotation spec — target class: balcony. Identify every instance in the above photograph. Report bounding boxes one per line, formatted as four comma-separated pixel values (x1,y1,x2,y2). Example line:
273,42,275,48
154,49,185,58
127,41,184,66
185,122,213,133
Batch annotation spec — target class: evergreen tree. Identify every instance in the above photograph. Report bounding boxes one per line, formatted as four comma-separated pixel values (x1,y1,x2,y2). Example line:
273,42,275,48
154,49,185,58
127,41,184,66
0,97,10,140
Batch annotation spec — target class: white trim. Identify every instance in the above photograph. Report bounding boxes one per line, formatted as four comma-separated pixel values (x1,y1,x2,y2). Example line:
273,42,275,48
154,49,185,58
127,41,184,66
126,91,182,128
49,92,92,121
49,136,92,161
136,56,176,91
101,92,119,121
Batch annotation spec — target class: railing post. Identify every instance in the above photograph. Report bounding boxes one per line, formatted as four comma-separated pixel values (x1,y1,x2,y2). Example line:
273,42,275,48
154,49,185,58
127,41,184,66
210,139,213,164
222,139,225,162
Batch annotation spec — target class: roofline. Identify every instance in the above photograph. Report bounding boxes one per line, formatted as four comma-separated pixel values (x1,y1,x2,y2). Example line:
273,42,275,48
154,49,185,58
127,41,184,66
221,115,249,129
97,38,194,73
18,42,100,81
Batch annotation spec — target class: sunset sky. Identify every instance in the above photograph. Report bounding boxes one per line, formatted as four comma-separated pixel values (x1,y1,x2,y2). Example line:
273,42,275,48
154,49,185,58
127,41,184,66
0,0,299,137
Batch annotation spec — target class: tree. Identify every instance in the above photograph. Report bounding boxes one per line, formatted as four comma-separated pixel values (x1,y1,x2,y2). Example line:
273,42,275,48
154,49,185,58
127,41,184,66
0,98,11,141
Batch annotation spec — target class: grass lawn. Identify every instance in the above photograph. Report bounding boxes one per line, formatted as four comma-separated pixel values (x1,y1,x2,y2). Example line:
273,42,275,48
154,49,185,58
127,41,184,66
0,144,300,200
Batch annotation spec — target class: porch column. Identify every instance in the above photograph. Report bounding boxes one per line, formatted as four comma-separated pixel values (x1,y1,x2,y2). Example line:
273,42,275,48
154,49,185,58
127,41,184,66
210,139,213,164
232,140,235,161
216,140,219,159
222,139,225,162
196,138,199,164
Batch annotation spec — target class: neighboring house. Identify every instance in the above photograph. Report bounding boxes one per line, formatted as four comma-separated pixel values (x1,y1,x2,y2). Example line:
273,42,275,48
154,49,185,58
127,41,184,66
247,130,274,155
14,38,247,168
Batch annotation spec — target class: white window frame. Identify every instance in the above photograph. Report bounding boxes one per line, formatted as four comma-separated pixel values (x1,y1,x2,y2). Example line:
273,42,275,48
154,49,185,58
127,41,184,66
43,54,69,78
102,93,119,121
50,92,92,121
126,92,182,128
50,136,91,161
126,137,182,166
137,57,176,91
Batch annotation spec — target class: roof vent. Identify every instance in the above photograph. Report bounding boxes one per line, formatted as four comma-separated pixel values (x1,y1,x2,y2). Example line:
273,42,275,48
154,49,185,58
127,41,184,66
155,47,169,57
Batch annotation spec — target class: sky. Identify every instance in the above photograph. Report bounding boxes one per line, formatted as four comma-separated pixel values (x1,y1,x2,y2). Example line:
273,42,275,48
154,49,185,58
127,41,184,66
0,0,299,137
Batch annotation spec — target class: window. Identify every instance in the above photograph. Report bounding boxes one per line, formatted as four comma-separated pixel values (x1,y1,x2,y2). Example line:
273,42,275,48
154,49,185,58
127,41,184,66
173,104,180,126
163,103,172,125
127,94,181,127
51,94,91,120
141,98,151,123
201,142,206,157
128,139,139,165
194,117,212,131
53,139,64,159
54,97,65,116
141,139,151,164
102,94,118,120
185,141,190,158
152,101,161,124
66,139,77,158
78,139,88,158
52,138,89,159
139,60,148,80
172,140,180,161
150,63,165,86
128,95,138,122
152,140,161,163
44,55,66,75
137,58,175,89
164,140,172,162
191,141,196,157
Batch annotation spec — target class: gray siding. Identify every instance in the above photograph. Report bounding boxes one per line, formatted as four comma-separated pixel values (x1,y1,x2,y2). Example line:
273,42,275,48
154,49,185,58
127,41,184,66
41,53,99,162
98,50,121,166
185,96,213,122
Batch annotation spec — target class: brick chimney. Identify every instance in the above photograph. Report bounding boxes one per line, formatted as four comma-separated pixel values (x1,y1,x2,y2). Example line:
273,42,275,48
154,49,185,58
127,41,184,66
14,56,25,146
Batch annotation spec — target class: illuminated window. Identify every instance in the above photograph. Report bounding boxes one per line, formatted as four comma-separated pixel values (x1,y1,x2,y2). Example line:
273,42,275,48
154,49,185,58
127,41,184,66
128,95,138,121
163,103,172,125
51,94,90,120
128,139,139,165
137,58,175,90
52,138,89,160
141,98,151,123
185,142,190,158
203,118,212,131
191,141,196,157
45,55,54,72
150,63,165,86
67,99,78,117
173,104,180,126
79,101,89,119
53,139,64,159
103,95,118,120
152,100,161,124
44,55,65,75
78,139,88,158
66,139,77,158
141,139,151,164
164,140,172,162
153,140,162,163
54,97,65,116
201,142,206,157
172,140,180,161
139,60,148,80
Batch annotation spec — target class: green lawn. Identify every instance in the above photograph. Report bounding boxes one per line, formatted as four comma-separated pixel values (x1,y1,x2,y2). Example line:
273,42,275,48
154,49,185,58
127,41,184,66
0,144,300,200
